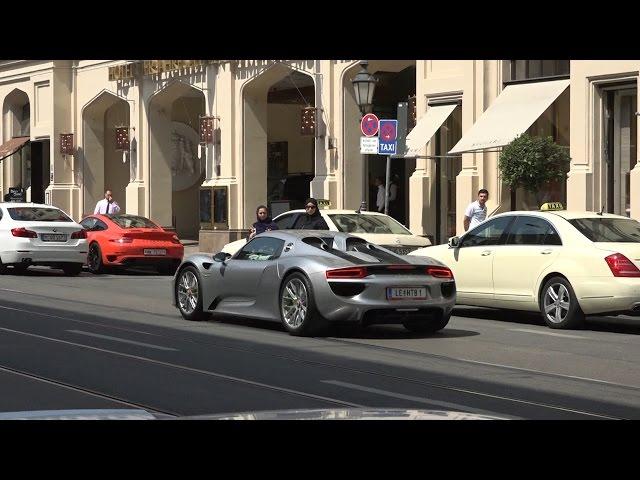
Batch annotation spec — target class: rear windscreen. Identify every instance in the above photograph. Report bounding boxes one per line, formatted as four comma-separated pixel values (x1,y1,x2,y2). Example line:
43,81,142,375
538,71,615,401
8,207,72,222
568,218,640,243
109,215,159,229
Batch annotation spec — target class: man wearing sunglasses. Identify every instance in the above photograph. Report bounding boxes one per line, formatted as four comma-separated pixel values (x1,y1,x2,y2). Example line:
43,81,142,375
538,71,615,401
296,197,329,230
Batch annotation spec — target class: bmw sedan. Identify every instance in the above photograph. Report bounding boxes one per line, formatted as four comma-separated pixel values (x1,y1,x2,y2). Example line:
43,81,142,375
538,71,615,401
410,204,640,329
0,203,87,275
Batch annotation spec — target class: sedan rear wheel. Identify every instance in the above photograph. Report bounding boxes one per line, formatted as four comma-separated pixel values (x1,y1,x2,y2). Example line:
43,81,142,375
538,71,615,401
176,266,209,321
541,276,584,329
279,273,327,336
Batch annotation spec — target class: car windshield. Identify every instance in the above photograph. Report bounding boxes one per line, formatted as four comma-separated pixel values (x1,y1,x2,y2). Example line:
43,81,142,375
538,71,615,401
328,214,411,235
7,207,72,222
568,217,640,243
109,215,159,229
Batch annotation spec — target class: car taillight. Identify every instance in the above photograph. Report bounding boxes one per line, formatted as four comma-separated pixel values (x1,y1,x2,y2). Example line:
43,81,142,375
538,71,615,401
605,253,640,277
326,267,369,279
171,235,181,244
11,227,37,238
109,237,134,244
426,266,453,279
71,230,87,239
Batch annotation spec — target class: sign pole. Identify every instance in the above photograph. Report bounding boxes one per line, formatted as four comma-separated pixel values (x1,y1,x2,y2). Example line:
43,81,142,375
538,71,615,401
384,155,391,215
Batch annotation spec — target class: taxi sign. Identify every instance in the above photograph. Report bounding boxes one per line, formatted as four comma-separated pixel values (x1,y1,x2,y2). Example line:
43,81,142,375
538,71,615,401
540,202,564,211
317,199,331,209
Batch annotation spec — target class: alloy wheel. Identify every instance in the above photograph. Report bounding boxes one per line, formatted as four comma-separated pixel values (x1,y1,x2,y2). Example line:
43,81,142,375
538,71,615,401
88,245,100,271
543,283,571,324
178,270,199,315
281,278,308,329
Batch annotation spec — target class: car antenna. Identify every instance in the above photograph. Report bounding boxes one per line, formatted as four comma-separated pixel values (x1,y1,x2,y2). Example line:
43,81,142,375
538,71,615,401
598,204,605,216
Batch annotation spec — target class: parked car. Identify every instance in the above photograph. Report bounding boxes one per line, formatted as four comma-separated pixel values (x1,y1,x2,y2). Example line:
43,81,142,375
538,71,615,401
409,203,640,329
174,231,455,336
222,208,431,256
80,214,184,275
0,202,87,276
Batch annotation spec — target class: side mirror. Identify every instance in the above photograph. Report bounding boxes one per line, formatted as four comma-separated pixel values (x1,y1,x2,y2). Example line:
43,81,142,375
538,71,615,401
448,236,460,248
213,252,231,263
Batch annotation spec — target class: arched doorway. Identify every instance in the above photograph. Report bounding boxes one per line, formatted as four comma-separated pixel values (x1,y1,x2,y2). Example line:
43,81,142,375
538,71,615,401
242,65,315,226
342,61,416,223
148,82,205,239
82,91,130,216
2,89,49,203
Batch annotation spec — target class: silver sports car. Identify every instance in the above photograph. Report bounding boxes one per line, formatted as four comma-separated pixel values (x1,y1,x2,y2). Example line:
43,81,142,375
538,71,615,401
173,231,456,336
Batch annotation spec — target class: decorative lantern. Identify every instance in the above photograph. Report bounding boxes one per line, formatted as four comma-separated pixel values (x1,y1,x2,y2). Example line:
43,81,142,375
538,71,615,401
300,107,317,136
115,126,130,150
60,133,74,156
199,116,215,145
408,95,417,132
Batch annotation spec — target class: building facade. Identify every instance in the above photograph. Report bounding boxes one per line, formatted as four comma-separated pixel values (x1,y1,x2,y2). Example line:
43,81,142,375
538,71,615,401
0,60,636,245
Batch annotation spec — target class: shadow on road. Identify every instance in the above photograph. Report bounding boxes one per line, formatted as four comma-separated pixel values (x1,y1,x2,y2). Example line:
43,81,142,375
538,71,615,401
0,266,169,277
213,315,479,340
452,306,640,335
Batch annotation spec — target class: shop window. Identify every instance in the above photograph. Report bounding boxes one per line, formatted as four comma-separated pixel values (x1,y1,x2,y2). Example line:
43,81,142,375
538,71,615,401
509,60,569,82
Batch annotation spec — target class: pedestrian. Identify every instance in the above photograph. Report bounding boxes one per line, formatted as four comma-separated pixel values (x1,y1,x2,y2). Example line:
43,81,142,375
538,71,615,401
94,189,121,215
464,188,489,231
249,205,279,239
374,177,385,213
297,198,329,230
388,174,400,219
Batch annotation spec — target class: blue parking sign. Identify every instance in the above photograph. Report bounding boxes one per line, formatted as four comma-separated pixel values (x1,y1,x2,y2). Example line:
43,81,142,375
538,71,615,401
378,119,397,155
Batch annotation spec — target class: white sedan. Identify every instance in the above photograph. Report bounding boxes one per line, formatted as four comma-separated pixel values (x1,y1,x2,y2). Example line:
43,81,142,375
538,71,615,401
409,205,640,329
0,203,88,276
222,209,431,256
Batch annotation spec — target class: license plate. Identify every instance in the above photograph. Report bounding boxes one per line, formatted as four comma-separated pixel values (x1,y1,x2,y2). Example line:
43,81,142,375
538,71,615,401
144,249,166,256
386,287,427,300
41,234,68,242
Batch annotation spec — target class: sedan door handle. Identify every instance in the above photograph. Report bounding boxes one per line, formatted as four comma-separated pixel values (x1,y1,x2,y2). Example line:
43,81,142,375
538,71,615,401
541,249,553,255
481,250,492,256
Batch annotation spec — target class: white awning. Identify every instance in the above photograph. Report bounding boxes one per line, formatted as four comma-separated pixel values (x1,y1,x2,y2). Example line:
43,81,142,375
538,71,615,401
449,79,570,154
401,103,457,157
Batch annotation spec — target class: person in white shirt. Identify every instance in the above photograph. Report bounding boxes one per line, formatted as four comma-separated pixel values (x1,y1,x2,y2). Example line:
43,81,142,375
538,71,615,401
374,177,386,213
464,189,489,231
94,190,121,215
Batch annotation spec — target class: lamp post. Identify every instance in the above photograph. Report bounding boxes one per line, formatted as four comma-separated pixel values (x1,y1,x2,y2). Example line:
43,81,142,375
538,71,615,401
351,60,377,211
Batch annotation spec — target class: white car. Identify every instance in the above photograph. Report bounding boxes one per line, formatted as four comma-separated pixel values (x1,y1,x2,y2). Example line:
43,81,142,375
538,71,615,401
409,204,640,329
0,202,88,276
222,209,431,256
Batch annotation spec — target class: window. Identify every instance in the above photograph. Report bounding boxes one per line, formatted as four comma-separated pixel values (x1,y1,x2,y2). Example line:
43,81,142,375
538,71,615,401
80,218,96,230
8,207,72,222
328,214,412,235
110,215,159,229
569,218,640,243
460,216,513,248
509,60,570,82
275,213,300,230
235,237,285,261
506,216,562,245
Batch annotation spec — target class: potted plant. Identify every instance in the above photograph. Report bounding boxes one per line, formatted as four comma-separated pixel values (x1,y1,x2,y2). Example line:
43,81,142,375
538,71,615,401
498,133,571,208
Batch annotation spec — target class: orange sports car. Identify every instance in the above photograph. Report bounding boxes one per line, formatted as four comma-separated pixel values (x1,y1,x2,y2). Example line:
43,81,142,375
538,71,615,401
79,214,184,275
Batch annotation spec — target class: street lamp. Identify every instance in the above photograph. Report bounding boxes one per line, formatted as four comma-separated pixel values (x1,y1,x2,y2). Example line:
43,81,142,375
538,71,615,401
352,60,377,211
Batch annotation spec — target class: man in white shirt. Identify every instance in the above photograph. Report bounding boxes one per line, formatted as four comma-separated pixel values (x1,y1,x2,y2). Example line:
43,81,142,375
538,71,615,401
94,190,121,215
464,189,488,231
